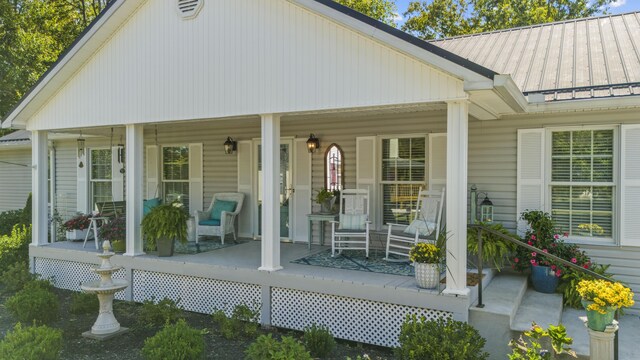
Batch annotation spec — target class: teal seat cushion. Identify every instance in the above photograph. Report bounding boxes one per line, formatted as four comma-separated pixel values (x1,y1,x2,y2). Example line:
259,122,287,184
210,200,237,220
199,219,221,226
143,198,161,216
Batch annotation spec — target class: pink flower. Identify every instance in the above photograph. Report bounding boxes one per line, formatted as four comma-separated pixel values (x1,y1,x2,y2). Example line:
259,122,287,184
531,252,537,257
571,258,577,263
551,265,556,270
551,243,556,247
527,241,533,245
555,270,562,277
531,235,537,241
514,258,519,263
542,249,548,253
530,259,537,265
554,234,559,240
583,264,589,269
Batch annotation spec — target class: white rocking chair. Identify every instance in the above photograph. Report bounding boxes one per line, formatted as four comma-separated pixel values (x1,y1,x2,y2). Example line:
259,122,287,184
195,193,244,244
331,188,371,258
385,188,445,261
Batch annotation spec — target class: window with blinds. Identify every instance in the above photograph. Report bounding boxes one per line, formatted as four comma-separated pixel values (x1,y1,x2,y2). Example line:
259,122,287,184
550,129,614,240
381,137,426,225
162,146,190,209
90,149,112,208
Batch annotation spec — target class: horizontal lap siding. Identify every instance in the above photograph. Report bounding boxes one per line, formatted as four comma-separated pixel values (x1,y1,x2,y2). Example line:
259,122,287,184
0,149,31,212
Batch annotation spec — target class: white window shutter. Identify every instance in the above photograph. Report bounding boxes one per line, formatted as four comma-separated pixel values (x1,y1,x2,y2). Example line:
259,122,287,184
620,125,640,247
516,129,545,235
145,145,159,199
189,143,203,215
292,139,312,242
429,133,447,191
237,140,253,238
77,149,89,213
111,146,124,201
356,136,377,229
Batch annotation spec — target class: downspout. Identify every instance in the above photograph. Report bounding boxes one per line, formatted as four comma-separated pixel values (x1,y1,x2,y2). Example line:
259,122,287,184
49,143,56,243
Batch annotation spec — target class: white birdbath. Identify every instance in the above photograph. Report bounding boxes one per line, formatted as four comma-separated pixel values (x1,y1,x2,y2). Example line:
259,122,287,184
81,240,129,340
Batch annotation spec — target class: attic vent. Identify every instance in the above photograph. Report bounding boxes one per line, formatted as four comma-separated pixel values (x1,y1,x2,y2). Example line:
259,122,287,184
177,0,203,19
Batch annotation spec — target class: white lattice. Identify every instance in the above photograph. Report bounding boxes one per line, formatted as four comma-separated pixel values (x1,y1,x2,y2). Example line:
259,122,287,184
132,270,261,316
34,257,127,300
271,288,451,347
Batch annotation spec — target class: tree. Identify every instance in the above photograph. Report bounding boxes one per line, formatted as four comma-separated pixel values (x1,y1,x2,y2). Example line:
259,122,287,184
335,0,399,26
402,0,616,40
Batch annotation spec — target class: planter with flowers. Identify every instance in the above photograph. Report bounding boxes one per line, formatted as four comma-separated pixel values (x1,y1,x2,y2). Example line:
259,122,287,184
576,279,634,331
98,217,126,253
63,214,92,241
142,201,189,257
409,242,443,289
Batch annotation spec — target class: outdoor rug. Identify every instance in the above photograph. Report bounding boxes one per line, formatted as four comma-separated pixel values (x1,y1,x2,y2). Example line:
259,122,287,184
174,239,246,255
291,249,414,276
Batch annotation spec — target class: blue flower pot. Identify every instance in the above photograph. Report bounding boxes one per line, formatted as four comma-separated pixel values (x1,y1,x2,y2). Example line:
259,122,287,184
531,265,559,293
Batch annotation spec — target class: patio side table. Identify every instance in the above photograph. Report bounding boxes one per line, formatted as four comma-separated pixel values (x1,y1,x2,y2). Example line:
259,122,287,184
307,213,338,249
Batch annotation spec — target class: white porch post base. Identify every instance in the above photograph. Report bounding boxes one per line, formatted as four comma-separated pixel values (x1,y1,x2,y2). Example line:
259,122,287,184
32,130,49,246
124,124,145,256
582,317,618,360
443,100,470,297
259,114,282,272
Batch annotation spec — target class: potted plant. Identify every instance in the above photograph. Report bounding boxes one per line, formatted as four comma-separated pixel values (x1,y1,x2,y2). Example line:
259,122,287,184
576,279,634,331
141,201,189,257
409,242,443,289
314,188,338,214
98,217,126,253
63,214,92,241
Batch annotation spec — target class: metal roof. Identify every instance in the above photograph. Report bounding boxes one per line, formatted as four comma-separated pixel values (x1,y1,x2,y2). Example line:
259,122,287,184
431,12,640,101
0,130,30,143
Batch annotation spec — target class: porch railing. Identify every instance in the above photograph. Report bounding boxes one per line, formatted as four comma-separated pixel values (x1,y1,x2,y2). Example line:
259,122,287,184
468,224,619,360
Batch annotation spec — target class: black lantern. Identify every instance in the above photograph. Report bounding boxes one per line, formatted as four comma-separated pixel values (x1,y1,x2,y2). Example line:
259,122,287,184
306,133,319,153
77,136,85,168
480,196,494,223
224,137,237,155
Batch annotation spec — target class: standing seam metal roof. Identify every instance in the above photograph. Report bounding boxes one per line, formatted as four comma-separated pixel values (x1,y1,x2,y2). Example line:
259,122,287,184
431,12,640,100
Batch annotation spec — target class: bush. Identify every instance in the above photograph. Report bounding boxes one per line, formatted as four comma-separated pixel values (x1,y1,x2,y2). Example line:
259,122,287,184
303,323,336,358
0,225,31,271
0,261,35,293
558,263,611,308
70,291,99,314
396,315,488,360
0,210,24,236
5,281,59,324
98,216,126,242
141,319,204,360
212,303,260,340
0,323,63,360
245,334,312,360
139,297,184,327
508,322,576,359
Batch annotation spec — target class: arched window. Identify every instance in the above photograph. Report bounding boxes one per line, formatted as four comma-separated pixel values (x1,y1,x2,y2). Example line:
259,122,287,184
325,144,344,191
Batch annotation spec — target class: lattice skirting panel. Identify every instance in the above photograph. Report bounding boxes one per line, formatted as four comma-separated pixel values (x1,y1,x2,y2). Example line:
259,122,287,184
132,270,262,316
271,287,452,347
33,257,127,300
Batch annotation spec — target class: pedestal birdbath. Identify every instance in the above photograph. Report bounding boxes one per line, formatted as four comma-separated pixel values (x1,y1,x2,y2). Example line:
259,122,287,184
81,240,129,340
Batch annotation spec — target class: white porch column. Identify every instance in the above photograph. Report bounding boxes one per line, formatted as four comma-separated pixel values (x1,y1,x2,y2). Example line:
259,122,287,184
259,114,282,271
443,100,470,296
32,130,49,246
125,124,144,256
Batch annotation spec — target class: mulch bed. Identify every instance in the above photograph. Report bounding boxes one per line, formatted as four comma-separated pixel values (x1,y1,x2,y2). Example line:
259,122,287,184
440,272,485,287
0,286,393,359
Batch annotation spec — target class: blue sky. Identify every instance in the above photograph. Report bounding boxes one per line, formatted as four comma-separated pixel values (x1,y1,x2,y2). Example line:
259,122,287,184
393,0,639,25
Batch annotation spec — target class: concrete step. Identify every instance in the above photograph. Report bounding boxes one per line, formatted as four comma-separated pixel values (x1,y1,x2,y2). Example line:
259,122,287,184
511,289,563,332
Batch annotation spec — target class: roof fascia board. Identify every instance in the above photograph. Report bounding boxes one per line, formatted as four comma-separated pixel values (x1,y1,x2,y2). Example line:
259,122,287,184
293,0,494,83
4,0,145,128
493,75,528,113
526,96,640,113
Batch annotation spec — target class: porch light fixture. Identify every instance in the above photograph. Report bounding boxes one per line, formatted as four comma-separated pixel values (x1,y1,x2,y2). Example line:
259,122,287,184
224,137,237,155
77,134,85,168
117,143,125,173
306,133,320,153
480,196,494,223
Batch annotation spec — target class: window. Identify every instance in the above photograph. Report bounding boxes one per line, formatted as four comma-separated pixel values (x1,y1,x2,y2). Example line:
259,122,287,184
90,149,112,208
162,146,190,209
380,137,426,225
549,129,615,241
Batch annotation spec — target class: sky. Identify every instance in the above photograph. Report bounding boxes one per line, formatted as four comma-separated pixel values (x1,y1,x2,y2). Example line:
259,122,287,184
393,0,640,25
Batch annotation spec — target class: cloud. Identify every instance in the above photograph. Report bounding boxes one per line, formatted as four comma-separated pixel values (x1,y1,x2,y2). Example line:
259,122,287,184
610,0,626,8
392,12,404,23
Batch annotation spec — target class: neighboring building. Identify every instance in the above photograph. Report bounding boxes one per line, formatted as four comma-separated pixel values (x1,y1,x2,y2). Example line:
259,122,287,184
0,131,31,212
1,0,638,349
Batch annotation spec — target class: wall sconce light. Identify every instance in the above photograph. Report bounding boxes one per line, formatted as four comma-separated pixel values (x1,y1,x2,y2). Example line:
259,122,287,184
77,134,85,168
470,184,494,224
306,133,320,153
117,143,125,173
224,137,237,154
480,196,494,223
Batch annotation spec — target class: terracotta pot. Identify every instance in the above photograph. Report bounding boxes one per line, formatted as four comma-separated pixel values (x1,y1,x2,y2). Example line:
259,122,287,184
414,263,439,289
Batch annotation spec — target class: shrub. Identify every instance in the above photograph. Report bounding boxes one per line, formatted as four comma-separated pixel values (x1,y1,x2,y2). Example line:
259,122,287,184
396,315,488,360
0,210,24,236
467,222,517,271
62,213,91,231
0,225,31,271
98,216,126,242
139,297,184,327
303,323,336,358
0,323,63,360
558,263,611,308
0,261,35,293
111,239,126,253
5,281,59,324
141,319,204,360
508,322,576,360
245,334,312,360
70,291,99,314
212,303,260,340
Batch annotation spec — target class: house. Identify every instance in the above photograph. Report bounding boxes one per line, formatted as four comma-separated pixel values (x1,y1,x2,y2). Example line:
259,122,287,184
1,0,639,351
0,131,31,213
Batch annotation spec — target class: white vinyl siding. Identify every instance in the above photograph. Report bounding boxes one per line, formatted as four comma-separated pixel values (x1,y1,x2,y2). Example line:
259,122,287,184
89,148,113,209
0,149,32,212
